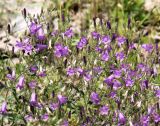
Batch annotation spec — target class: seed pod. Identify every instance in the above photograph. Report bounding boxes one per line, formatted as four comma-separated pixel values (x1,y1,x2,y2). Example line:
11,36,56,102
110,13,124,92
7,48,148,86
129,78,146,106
7,24,11,34
93,17,96,28
128,16,131,29
68,111,71,118
23,8,27,18
83,56,87,65
64,59,67,68
107,20,111,29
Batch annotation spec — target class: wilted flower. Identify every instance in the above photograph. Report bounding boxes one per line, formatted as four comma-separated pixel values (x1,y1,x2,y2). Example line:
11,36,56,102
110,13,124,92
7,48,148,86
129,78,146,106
99,105,109,115
16,76,25,90
54,43,69,58
57,95,67,105
24,114,33,122
0,101,7,114
51,30,58,37
64,28,73,38
90,92,100,105
60,120,69,126
37,70,47,77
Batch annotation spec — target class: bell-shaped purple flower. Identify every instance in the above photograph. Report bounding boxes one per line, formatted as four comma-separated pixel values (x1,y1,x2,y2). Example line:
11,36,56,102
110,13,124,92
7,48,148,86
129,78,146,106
93,66,103,74
36,28,45,40
6,70,15,80
142,44,153,53
90,92,100,105
35,44,48,52
99,105,109,115
101,50,110,61
77,37,88,49
125,78,134,87
16,76,25,90
155,89,160,98
57,95,67,105
91,31,100,40
30,92,37,106
29,65,38,73
54,43,69,58
29,22,42,35
66,67,75,76
41,113,49,121
64,28,74,38
118,112,126,125
24,114,34,122
140,115,149,126
1,101,7,114
49,103,59,111
116,51,125,61
101,35,111,44
28,81,37,89
116,36,126,46
113,79,122,90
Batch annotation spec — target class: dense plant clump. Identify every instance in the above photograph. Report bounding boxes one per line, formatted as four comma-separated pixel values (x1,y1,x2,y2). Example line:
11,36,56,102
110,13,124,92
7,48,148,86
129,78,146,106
0,9,160,126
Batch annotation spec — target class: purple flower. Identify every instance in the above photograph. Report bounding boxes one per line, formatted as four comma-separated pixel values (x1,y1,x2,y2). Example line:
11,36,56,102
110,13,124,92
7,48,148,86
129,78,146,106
0,101,7,114
116,36,126,46
66,67,75,76
29,22,42,34
57,95,67,105
153,113,160,123
16,76,25,90
140,115,149,126
104,75,114,87
140,80,149,90
16,38,33,54
118,112,126,125
125,78,134,87
54,43,69,58
36,28,45,40
113,70,122,78
37,70,47,77
6,70,15,80
101,50,109,61
155,89,160,98
83,73,92,81
109,91,117,98
116,51,125,61
99,105,109,115
51,30,58,37
95,46,103,53
49,103,59,111
93,66,103,74
24,114,33,122
101,35,111,44
35,44,48,52
28,81,37,89
142,44,153,53
29,65,38,73
64,28,74,38
60,120,69,126
77,37,88,49
41,113,49,121
113,79,122,90
30,92,37,106
90,92,100,105
91,31,100,40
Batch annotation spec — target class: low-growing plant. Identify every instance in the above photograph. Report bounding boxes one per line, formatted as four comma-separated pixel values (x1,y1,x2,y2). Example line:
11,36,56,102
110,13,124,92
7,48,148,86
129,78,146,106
0,7,160,126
